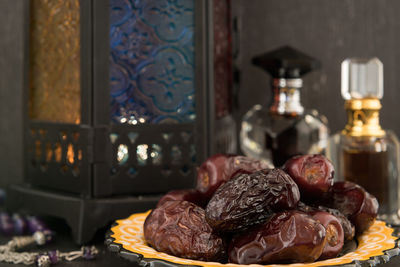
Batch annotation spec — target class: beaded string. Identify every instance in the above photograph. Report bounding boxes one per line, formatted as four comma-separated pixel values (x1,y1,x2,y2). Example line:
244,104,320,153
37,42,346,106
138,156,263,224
0,212,98,267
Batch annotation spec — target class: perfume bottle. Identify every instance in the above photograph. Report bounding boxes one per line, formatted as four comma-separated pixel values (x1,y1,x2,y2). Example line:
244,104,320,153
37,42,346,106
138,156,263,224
327,58,400,225
240,46,328,167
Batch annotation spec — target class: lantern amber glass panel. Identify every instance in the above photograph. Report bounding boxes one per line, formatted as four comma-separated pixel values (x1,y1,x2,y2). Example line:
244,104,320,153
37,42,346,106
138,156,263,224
29,0,81,124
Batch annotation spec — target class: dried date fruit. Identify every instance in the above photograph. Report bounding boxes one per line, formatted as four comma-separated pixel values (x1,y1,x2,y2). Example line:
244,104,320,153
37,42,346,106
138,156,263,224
228,211,327,264
332,181,379,234
196,154,271,199
144,200,226,261
156,189,207,208
206,168,300,232
283,154,334,200
297,202,355,241
310,211,344,260
318,206,355,242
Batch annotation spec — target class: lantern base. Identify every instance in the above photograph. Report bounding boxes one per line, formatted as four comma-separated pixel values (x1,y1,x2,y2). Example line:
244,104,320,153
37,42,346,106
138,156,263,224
6,184,160,244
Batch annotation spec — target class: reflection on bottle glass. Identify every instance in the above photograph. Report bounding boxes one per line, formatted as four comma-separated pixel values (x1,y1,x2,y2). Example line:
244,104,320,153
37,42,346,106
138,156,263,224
240,46,328,167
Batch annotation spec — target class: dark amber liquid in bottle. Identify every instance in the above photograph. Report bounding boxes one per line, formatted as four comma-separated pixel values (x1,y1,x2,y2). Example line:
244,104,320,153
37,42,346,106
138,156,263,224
343,149,388,210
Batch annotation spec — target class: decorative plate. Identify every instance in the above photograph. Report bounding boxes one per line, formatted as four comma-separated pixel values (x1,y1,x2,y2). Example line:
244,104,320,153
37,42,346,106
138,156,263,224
106,211,400,267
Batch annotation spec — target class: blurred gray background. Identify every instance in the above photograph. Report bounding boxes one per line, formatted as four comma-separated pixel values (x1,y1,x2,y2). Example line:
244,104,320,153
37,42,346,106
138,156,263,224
1,0,400,186
0,0,24,187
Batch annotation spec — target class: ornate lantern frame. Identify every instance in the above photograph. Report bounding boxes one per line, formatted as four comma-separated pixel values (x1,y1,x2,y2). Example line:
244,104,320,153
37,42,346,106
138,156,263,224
8,0,234,244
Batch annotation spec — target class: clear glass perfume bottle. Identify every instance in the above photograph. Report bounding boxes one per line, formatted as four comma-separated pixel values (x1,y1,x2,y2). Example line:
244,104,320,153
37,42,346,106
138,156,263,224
240,46,329,167
327,58,400,225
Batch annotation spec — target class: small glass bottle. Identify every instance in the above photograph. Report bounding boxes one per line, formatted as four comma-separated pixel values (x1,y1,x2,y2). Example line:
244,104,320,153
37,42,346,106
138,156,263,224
327,58,400,225
240,46,329,167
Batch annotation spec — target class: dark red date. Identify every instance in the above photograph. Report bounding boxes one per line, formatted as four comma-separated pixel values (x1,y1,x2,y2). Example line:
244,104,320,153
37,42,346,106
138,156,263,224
310,211,344,260
297,202,355,242
228,211,327,264
284,154,334,200
196,154,270,199
156,189,207,208
332,181,379,234
319,206,355,242
206,168,300,232
144,200,226,261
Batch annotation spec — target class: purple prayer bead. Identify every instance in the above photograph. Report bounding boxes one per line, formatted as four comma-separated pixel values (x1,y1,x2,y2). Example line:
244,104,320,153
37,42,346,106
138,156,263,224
27,216,48,234
47,250,58,264
83,246,96,260
0,212,14,235
12,214,27,235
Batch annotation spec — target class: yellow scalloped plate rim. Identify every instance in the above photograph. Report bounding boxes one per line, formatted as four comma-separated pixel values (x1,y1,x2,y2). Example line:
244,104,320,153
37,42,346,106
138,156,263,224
110,211,398,267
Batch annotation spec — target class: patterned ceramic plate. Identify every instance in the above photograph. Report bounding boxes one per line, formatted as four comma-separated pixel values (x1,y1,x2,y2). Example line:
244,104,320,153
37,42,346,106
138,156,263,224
106,211,400,267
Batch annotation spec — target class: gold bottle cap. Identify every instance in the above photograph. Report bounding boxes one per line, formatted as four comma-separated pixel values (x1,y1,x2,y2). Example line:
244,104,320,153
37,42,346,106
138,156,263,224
344,98,382,110
342,98,385,137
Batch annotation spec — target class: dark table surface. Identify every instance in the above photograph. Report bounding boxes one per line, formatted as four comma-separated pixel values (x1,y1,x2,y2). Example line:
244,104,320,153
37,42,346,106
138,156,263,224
0,217,133,267
0,218,399,267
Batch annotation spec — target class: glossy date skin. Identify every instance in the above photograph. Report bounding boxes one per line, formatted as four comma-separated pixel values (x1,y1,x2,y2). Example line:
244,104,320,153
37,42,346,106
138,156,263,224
206,168,300,232
144,201,226,261
196,154,271,199
297,202,355,242
228,211,327,264
332,181,379,234
156,189,207,208
283,154,334,200
310,211,344,260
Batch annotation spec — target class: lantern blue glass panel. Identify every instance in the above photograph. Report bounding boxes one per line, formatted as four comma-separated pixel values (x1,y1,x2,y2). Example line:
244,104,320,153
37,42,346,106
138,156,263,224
110,0,195,124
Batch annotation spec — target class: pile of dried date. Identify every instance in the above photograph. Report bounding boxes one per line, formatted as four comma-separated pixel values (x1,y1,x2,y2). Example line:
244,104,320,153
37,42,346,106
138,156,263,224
144,154,379,265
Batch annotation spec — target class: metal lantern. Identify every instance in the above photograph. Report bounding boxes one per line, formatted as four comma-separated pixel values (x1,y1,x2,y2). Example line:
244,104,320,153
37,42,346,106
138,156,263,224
8,0,235,244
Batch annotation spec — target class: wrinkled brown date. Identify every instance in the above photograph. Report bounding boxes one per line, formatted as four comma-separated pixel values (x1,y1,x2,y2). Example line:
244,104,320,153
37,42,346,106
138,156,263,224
332,181,379,234
196,154,270,199
283,154,334,200
228,211,327,264
297,202,355,242
156,189,207,208
144,200,226,261
206,168,300,232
